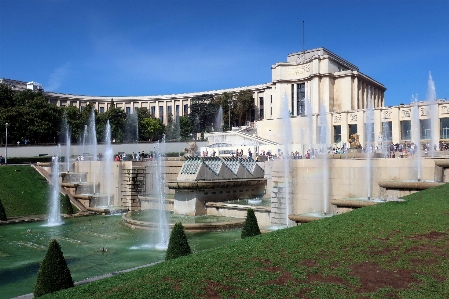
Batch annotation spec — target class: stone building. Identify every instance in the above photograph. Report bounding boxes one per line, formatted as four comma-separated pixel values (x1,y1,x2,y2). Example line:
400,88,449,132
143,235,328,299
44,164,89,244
4,47,449,149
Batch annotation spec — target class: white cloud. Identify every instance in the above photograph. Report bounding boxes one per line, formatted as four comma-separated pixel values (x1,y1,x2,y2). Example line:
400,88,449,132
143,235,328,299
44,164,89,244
46,63,71,91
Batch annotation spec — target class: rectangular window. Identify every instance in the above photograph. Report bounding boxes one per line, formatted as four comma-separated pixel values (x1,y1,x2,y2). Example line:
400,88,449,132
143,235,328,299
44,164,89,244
271,107,273,117
126,107,130,114
382,121,393,141
150,106,155,116
349,124,358,138
291,84,295,116
420,119,431,140
441,118,449,139
99,107,105,113
297,83,305,116
259,97,264,106
159,106,164,122
176,105,180,117
334,125,341,143
271,95,272,103
260,109,264,119
184,104,188,116
401,120,411,141
168,105,172,116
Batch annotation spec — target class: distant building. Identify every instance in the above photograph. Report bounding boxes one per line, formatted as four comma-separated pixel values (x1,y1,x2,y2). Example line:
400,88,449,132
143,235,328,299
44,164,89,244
0,78,43,91
4,48,448,148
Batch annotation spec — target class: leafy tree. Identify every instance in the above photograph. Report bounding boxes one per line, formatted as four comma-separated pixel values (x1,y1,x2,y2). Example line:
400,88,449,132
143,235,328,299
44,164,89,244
105,100,126,142
188,94,219,133
13,89,42,106
34,239,74,297
142,117,164,141
0,83,15,108
63,105,83,143
165,113,181,141
0,87,62,144
25,96,62,143
136,107,153,141
235,90,254,126
0,199,7,221
214,92,235,131
179,116,192,141
165,222,191,260
241,208,261,239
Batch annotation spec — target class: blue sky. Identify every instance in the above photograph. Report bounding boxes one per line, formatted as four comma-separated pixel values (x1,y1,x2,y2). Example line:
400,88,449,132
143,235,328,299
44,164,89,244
0,0,448,106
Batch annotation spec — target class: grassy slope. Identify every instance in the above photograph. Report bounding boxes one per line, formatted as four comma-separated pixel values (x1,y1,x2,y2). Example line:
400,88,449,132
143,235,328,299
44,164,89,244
0,165,49,217
43,184,449,298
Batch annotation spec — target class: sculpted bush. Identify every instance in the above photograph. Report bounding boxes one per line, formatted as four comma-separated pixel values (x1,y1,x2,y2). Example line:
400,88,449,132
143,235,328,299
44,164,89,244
34,239,74,297
241,208,261,239
165,222,191,260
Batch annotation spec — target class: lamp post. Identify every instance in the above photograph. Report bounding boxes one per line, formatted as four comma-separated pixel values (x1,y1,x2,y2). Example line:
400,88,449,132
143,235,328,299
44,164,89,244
5,123,9,165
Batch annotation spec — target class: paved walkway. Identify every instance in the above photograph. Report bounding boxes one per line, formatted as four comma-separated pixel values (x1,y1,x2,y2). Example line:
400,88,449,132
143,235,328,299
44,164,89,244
12,261,163,299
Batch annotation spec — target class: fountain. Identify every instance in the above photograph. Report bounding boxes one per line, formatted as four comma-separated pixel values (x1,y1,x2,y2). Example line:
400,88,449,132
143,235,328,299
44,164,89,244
46,146,63,226
412,95,422,181
305,97,314,157
81,124,88,155
0,214,242,298
103,120,114,206
365,93,374,199
427,71,438,157
153,135,169,250
279,93,292,226
318,104,329,213
382,117,390,158
87,109,98,192
214,106,223,132
124,111,139,153
61,112,71,172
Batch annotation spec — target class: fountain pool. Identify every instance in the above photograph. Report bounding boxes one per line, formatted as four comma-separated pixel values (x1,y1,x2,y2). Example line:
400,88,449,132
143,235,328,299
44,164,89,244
0,215,242,299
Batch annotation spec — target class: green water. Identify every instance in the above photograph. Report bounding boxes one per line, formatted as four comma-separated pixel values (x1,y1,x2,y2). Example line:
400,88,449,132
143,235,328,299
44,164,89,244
0,215,241,299
130,210,241,223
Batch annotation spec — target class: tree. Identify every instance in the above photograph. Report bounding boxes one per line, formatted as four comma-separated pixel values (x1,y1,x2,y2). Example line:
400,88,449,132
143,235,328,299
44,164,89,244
235,90,254,126
34,239,74,297
214,92,235,131
105,100,126,142
165,113,181,141
142,117,164,141
165,222,191,260
136,107,153,141
179,116,192,141
188,94,219,133
241,208,261,239
63,105,83,143
0,199,7,221
0,83,15,108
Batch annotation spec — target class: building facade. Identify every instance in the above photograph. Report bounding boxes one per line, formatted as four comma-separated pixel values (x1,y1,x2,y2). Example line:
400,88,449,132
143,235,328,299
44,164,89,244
4,47,448,148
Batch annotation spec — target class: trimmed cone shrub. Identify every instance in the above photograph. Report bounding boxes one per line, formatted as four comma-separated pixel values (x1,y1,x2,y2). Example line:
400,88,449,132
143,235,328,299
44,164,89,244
165,222,191,260
0,199,7,221
61,195,74,215
34,239,74,297
241,208,261,239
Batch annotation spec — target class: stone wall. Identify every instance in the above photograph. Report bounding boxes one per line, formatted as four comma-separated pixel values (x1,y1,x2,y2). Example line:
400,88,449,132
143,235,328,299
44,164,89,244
266,157,441,220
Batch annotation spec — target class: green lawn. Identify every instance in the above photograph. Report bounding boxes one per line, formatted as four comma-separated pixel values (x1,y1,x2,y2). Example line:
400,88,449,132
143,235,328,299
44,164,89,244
0,165,50,217
41,183,449,298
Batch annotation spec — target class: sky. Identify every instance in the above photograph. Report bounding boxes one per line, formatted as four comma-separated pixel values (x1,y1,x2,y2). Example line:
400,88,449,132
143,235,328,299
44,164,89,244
0,0,448,106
